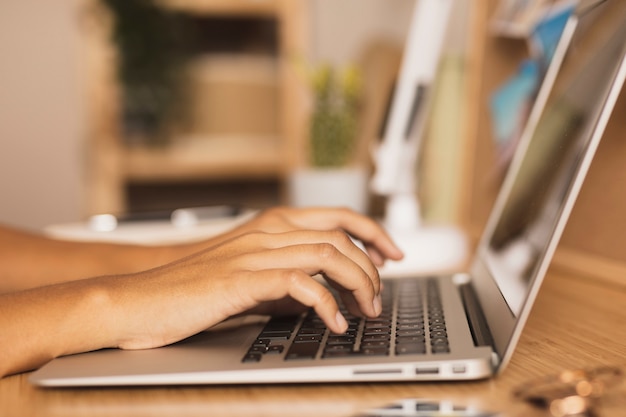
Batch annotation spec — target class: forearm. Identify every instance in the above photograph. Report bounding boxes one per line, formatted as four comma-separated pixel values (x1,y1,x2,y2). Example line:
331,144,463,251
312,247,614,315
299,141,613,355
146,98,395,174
0,252,232,378
0,225,209,293
0,277,120,378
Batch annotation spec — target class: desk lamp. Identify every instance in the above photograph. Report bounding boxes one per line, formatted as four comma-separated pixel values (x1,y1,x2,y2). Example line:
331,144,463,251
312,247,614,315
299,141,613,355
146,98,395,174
372,0,467,276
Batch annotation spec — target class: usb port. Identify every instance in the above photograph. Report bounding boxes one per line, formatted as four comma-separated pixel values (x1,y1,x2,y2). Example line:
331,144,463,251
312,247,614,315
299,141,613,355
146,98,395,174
415,367,439,375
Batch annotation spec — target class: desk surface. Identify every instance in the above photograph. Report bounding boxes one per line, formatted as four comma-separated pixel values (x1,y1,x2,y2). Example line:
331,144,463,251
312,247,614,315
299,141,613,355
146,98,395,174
2,267,625,417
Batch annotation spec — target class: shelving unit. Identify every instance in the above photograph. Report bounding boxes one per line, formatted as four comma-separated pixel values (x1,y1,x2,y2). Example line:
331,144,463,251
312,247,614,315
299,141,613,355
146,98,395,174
82,0,308,215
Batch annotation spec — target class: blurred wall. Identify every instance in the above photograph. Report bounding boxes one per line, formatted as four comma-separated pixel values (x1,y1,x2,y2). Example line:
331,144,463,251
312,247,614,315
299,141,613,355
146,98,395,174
0,0,85,231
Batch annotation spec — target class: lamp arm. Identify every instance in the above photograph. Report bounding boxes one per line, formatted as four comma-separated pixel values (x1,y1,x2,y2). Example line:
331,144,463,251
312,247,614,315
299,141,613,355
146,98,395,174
370,0,454,228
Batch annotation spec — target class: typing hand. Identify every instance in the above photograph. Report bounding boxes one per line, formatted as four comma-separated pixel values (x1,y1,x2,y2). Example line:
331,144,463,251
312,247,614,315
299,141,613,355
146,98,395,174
0,207,403,377
111,228,388,350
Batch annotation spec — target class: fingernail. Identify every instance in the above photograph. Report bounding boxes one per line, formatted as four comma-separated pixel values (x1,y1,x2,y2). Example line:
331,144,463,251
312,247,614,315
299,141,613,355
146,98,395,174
335,311,348,332
372,294,382,316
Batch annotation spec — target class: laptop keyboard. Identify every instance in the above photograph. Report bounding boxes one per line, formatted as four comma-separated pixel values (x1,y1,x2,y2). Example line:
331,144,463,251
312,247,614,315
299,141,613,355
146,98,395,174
242,278,450,363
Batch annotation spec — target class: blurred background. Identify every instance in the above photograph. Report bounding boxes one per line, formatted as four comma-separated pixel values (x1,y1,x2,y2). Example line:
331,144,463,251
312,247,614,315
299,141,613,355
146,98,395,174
0,0,471,231
0,0,86,230
3,0,625,297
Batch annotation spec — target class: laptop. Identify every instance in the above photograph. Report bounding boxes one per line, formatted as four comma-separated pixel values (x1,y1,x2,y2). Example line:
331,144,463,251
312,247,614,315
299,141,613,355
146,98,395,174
31,0,626,387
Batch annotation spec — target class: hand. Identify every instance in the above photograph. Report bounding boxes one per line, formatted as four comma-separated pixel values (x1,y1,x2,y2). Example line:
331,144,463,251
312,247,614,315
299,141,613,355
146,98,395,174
111,228,388,350
221,207,404,267
0,207,405,377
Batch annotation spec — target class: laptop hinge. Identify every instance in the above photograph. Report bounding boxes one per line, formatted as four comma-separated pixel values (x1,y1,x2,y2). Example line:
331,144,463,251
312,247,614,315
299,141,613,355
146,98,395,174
459,283,495,349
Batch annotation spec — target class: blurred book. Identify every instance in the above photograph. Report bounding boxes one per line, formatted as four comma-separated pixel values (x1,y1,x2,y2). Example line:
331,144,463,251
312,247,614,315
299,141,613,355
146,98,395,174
488,2,574,178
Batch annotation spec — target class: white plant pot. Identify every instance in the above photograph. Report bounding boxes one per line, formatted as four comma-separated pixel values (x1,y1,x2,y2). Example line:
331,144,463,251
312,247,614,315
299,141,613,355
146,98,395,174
287,167,370,213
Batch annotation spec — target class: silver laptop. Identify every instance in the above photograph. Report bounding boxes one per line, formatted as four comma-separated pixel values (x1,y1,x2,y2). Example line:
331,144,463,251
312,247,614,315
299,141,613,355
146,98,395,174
31,0,626,387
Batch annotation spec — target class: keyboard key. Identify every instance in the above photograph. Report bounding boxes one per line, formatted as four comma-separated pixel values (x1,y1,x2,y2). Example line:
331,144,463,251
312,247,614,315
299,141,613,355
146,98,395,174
432,345,450,354
364,327,391,336
258,330,292,340
430,330,447,338
397,313,423,319
322,350,354,358
396,335,425,344
294,335,323,343
364,322,391,330
252,339,270,348
298,327,326,336
396,329,425,337
324,344,353,353
361,341,390,349
360,347,389,356
361,334,390,342
242,353,262,363
397,323,425,331
429,318,446,326
267,345,285,355
285,342,320,360
366,317,392,323
326,335,355,345
248,346,268,354
395,343,426,355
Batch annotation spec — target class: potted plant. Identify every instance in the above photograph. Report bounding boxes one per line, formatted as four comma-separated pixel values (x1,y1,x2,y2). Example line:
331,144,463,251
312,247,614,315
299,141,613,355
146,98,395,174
99,0,192,146
288,63,370,212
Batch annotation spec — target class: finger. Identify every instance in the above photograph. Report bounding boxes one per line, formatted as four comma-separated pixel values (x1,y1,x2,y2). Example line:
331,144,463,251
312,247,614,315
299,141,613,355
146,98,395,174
293,208,404,262
363,243,385,266
239,240,379,318
244,296,309,318
247,269,349,334
249,230,380,293
337,289,366,318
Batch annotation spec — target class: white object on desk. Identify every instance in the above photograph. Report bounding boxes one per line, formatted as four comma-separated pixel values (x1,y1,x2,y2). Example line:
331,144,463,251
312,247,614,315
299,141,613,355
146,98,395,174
379,225,468,278
45,209,257,245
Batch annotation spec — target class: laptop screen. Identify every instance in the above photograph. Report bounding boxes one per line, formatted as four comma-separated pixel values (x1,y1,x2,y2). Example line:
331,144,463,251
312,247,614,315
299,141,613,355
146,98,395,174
481,0,626,317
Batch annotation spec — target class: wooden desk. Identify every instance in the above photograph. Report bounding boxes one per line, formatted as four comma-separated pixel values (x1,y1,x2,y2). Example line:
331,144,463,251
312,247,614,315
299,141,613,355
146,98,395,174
1,267,625,417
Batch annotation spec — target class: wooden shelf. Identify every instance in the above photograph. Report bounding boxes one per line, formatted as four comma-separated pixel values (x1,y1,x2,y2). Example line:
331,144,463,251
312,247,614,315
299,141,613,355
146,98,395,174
124,135,284,182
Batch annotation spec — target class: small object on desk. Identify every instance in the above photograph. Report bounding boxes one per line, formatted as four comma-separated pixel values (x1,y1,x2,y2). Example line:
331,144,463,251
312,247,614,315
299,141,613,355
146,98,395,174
46,205,254,245
88,205,242,232
170,205,241,228
513,366,625,417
